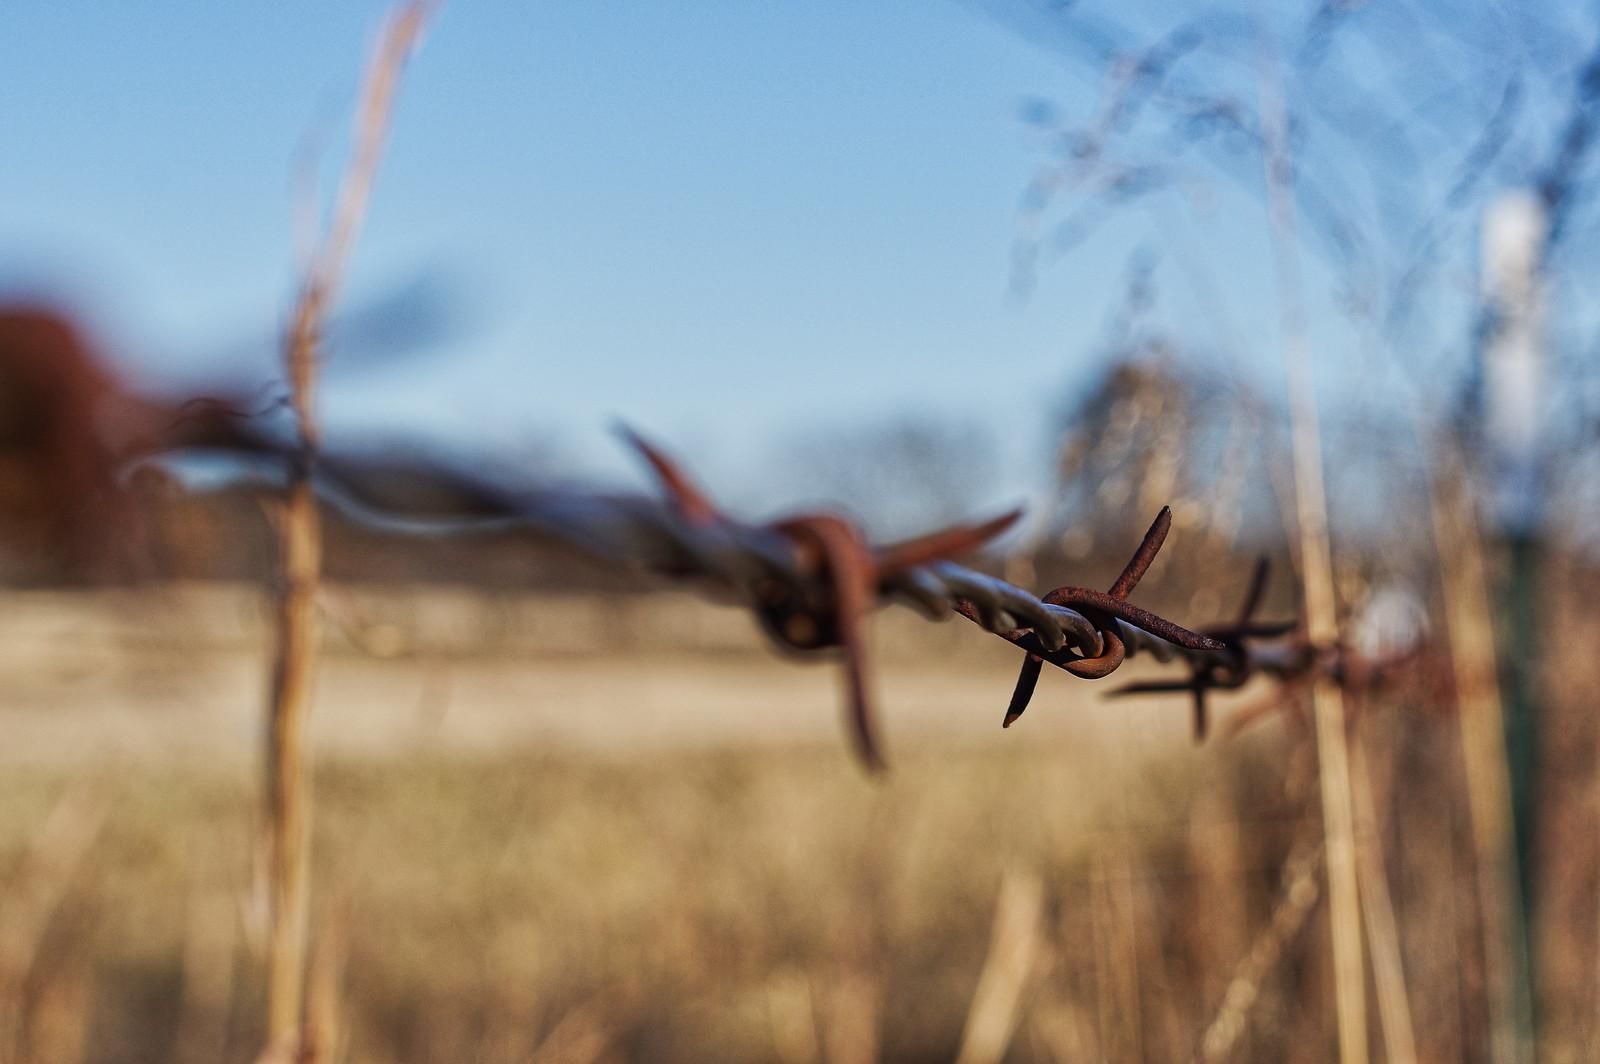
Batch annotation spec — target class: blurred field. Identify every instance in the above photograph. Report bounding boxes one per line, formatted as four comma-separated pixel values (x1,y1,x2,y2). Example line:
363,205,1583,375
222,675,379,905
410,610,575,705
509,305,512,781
2,565,1598,1064
0,584,1207,767
4,742,1310,1064
0,584,1318,1063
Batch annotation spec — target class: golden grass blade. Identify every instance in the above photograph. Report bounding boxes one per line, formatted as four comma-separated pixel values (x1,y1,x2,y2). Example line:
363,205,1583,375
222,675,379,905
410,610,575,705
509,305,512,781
530,1001,615,1064
1197,835,1324,1062
21,953,92,1064
766,970,822,1064
299,899,351,1064
1429,454,1532,1063
956,868,1046,1064
1348,728,1419,1064
264,479,321,1043
1091,846,1145,1062
264,2,434,1047
1257,38,1370,1064
819,968,880,1064
174,881,239,1064
0,786,109,1064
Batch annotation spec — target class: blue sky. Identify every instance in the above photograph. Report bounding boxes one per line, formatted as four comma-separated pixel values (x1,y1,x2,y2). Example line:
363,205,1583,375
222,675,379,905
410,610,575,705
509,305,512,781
0,2,1506,511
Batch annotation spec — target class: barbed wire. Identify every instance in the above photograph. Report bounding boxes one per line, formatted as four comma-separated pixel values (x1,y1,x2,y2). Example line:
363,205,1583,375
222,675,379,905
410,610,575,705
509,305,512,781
1,300,1412,769
135,425,1416,770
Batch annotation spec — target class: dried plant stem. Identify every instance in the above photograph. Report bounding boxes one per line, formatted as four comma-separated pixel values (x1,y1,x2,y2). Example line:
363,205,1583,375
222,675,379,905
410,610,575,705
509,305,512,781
1257,40,1369,1064
1303,681,1366,1057
175,879,238,1064
819,969,880,1064
1090,846,1145,1062
22,953,91,1064
530,1003,614,1064
1428,455,1530,1063
957,868,1046,1064
765,970,821,1064
1348,728,1419,1064
299,898,351,1064
1197,834,1324,1062
263,3,432,1046
0,787,108,1064
264,478,320,1042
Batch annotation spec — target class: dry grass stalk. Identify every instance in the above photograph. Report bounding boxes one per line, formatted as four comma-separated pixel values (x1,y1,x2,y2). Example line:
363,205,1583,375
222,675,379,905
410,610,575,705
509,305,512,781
1197,835,1324,1062
956,867,1046,1064
174,880,239,1064
264,478,320,1043
1090,845,1145,1062
529,1001,615,1064
21,953,92,1064
1026,993,1098,1064
253,1034,298,1064
1428,454,1530,1063
1257,41,1371,1064
765,970,822,1064
0,787,108,1064
1289,248,1370,1060
263,2,433,1045
299,899,351,1064
819,968,880,1064
1187,780,1251,1011
1347,726,1419,1064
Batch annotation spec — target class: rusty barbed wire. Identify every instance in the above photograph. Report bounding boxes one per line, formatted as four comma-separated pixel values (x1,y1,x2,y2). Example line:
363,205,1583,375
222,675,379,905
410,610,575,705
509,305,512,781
128,425,1421,770
1100,555,1429,740
0,301,1415,769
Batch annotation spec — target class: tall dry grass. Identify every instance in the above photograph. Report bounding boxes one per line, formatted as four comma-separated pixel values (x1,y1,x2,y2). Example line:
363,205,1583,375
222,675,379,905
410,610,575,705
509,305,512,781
0,739,1324,1062
1258,43,1375,1064
263,4,432,1053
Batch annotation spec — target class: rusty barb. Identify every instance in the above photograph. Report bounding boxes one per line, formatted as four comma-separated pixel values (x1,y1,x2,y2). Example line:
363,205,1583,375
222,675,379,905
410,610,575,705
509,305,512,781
1105,556,1427,740
619,426,1025,771
141,426,1411,770
1104,557,1295,739
997,506,1195,728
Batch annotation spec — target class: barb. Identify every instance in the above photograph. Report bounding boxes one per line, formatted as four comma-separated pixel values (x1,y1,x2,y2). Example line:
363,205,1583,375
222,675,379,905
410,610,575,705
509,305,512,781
620,425,1023,772
1002,506,1175,729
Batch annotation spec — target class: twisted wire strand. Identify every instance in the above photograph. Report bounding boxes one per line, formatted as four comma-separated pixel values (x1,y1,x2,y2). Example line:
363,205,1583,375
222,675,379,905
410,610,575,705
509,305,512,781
147,442,1233,670
138,431,1402,767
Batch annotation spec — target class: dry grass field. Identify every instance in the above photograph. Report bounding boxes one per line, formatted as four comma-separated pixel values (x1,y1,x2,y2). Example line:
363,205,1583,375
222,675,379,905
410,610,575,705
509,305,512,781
0,585,1315,1063
6,573,1598,1063
0,584,1201,768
